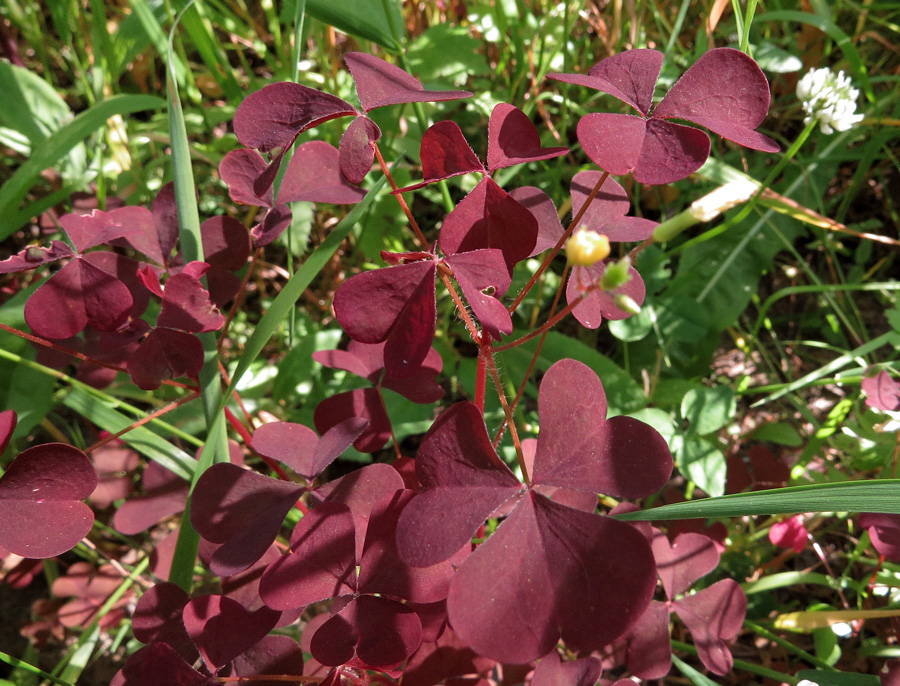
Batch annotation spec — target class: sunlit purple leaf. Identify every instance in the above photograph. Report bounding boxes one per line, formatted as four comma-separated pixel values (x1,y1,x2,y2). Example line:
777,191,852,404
344,52,471,112
487,103,567,172
0,443,98,557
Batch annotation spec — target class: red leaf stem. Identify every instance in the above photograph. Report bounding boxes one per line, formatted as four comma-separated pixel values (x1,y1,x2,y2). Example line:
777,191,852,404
84,392,202,454
372,142,429,250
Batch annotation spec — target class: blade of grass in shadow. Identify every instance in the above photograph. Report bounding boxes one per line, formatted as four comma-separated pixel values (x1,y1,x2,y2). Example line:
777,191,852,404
221,172,389,408
166,0,230,592
0,93,164,238
613,479,900,522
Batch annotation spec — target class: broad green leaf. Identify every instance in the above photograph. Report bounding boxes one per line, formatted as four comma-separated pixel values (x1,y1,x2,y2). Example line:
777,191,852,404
749,422,804,447
608,306,653,342
407,24,490,87
0,93,165,238
306,0,403,50
0,62,71,144
796,669,879,686
678,437,726,497
682,385,736,436
614,480,900,521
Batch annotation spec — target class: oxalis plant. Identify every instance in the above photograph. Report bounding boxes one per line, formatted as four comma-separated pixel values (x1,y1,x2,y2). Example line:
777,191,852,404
0,21,894,686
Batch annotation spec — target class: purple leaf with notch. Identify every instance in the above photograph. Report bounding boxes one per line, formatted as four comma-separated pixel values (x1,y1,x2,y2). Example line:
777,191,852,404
486,103,568,171
439,177,538,272
127,327,204,391
251,418,368,482
113,460,188,535
550,48,778,184
314,387,394,454
444,250,513,340
333,258,437,378
191,462,307,577
396,120,485,193
862,369,900,412
0,241,74,273
132,582,199,664
0,443,98,557
397,359,672,663
531,650,602,686
339,116,381,184
860,513,900,562
182,594,280,672
344,52,471,112
314,340,445,404
509,187,564,256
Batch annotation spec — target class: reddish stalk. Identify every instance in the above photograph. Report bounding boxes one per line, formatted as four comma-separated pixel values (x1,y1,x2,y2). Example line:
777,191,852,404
437,264,482,345
474,344,488,413
493,262,570,447
373,141,430,250
507,170,610,315
483,350,527,482
84,391,202,453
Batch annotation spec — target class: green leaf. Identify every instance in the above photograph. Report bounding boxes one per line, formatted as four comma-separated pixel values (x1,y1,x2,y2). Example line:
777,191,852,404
608,306,653,342
614,480,900,521
0,93,165,238
750,422,804,447
678,437,726,497
671,655,722,686
682,385,736,436
0,62,71,144
306,0,403,50
796,669,879,686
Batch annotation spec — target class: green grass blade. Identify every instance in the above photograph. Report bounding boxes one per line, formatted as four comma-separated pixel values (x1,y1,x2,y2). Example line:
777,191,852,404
614,480,900,521
174,0,242,102
305,0,402,50
0,93,164,238
221,172,389,408
751,331,900,406
166,0,230,592
62,388,196,480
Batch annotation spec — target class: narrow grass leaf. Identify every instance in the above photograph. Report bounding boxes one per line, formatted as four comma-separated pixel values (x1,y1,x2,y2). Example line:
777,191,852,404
222,173,389,407
613,480,900,521
305,0,402,50
0,94,165,238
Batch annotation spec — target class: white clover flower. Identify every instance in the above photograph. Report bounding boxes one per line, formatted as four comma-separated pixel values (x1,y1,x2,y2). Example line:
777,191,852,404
797,67,865,134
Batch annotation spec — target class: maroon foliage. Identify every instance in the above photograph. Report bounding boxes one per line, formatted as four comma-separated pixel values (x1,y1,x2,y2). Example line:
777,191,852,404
0,443,97,557
397,359,672,663
860,513,900,562
625,529,747,678
550,48,778,184
113,461,189,535
531,650,602,686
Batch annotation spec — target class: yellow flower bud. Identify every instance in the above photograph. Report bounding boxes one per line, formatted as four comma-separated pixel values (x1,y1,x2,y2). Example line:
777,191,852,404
566,230,610,267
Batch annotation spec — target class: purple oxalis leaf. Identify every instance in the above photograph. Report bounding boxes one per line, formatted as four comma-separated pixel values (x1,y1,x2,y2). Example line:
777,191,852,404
191,462,306,577
0,443,98,557
551,48,778,184
314,340,445,404
508,187,564,256
860,513,900,562
25,257,134,339
279,141,368,205
344,52,471,112
674,579,746,675
0,240,74,273
132,582,199,664
566,262,646,330
231,635,304,684
251,418,367,481
333,258,437,378
439,177,538,272
486,103,568,172
59,208,143,253
397,121,485,193
112,461,188,535
201,216,252,272
259,501,358,611
314,387,393,454
570,171,657,241
446,490,657,663
0,410,17,455
531,650,602,686
339,115,381,184
444,250,513,340
182,594,280,672
651,530,720,599
532,359,672,498
862,369,900,412
127,327,204,390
